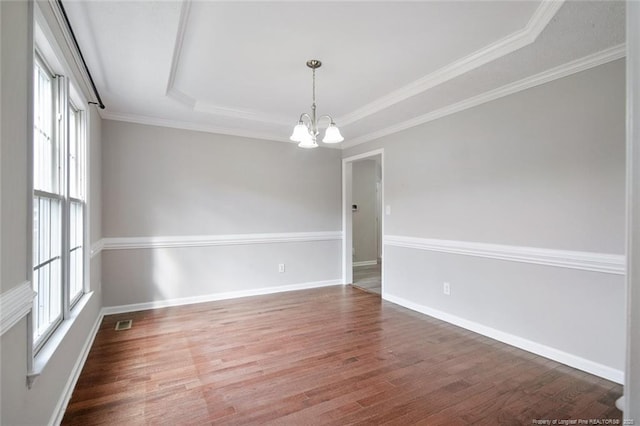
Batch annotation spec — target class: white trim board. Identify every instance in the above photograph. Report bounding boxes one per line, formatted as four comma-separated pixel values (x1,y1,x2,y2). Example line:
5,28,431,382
50,310,103,426
98,231,342,251
343,44,626,148
383,292,624,384
103,279,342,315
101,113,288,145
342,148,386,288
353,260,378,267
90,239,104,258
161,0,563,131
0,281,36,337
385,235,625,275
101,43,624,150
338,0,564,127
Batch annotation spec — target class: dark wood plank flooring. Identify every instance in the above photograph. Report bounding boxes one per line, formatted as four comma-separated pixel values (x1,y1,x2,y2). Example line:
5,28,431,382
353,263,381,295
63,286,622,425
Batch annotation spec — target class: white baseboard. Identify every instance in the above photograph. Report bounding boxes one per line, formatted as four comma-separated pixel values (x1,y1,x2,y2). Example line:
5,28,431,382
50,310,104,426
382,292,624,384
103,279,343,315
353,260,378,267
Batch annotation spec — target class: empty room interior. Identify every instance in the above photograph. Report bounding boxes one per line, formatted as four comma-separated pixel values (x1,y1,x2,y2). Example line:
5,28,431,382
2,0,640,424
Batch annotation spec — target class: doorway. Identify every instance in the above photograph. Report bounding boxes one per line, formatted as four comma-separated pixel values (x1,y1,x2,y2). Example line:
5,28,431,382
342,149,384,295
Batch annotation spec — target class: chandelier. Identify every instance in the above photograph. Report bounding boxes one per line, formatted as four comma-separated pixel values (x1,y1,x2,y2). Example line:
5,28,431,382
290,59,344,148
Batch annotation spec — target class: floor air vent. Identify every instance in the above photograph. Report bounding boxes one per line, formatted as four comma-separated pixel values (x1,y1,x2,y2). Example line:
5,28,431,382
114,320,132,331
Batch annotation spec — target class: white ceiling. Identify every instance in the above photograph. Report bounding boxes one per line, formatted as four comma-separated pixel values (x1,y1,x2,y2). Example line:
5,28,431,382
64,0,625,148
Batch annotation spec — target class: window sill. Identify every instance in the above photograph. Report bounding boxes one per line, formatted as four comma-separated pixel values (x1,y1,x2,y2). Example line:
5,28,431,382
27,291,94,388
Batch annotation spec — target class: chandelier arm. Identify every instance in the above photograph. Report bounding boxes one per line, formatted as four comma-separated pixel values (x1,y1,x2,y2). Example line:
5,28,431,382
298,112,312,125
317,115,336,127
292,59,341,147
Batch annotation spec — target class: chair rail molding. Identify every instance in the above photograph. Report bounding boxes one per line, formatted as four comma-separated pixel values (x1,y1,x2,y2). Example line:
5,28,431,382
385,235,625,275
101,231,343,251
90,239,105,258
1,281,36,336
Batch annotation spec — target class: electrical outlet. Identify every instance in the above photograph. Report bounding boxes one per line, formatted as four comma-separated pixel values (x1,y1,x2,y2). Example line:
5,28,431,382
278,264,285,273
443,282,451,296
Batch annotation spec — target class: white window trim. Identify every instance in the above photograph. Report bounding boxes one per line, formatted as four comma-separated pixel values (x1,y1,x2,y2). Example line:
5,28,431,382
28,2,93,386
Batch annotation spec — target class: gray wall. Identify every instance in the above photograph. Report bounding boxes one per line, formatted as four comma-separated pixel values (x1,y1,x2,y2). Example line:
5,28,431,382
625,1,640,417
0,2,103,424
352,159,378,264
1,0,29,294
343,59,626,375
101,121,342,307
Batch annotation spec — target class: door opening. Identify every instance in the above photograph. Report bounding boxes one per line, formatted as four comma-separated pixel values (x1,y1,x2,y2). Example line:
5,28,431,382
342,149,384,295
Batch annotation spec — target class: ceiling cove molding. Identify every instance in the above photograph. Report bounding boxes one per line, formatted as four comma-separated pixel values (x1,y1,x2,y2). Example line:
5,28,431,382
193,102,291,126
343,43,626,148
100,111,342,149
101,111,289,143
337,0,565,126
102,231,343,250
164,0,564,129
165,0,193,106
165,0,290,126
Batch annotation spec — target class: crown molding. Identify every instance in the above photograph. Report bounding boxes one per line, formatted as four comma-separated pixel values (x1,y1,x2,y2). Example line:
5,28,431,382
166,87,196,110
343,43,626,148
104,43,624,149
100,110,289,143
100,111,344,149
385,235,626,275
165,0,192,102
106,0,623,149
163,0,564,130
168,85,289,125
193,101,291,126
165,0,291,126
337,0,565,126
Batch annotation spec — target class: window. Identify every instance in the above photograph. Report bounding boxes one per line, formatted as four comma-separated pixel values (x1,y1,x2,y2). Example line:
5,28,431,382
32,56,87,353
68,104,85,305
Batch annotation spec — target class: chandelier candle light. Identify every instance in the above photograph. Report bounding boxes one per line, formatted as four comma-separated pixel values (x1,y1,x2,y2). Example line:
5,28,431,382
290,59,344,148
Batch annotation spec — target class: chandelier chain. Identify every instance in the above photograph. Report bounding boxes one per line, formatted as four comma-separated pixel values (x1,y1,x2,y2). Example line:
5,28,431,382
312,67,316,107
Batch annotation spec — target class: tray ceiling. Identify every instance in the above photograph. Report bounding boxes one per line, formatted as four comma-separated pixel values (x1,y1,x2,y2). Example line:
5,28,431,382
63,0,625,148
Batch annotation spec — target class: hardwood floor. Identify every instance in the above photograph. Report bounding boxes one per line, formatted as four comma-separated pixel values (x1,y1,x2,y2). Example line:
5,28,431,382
353,263,381,295
63,286,622,425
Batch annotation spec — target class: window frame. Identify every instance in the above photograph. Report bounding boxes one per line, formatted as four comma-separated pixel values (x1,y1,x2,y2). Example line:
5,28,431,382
31,47,89,355
32,55,65,352
67,102,86,309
